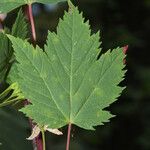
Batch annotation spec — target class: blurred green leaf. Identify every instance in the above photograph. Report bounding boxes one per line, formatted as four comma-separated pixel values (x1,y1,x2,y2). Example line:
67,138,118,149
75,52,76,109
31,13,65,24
11,9,28,40
0,29,10,83
0,9,28,83
7,9,28,84
0,0,66,13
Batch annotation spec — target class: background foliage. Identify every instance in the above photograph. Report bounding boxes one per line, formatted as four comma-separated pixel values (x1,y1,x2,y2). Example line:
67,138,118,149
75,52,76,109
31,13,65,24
0,0,150,149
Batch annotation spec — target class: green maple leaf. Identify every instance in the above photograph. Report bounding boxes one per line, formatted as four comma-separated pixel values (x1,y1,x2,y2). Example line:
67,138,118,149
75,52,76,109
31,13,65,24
0,9,27,83
0,0,66,13
8,4,126,130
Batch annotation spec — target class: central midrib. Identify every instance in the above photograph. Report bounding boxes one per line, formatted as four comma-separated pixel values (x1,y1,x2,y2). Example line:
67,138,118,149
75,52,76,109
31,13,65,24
69,10,74,123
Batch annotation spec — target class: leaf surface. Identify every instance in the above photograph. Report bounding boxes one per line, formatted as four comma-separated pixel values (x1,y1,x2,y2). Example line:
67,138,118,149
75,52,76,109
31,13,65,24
0,0,66,13
8,5,126,130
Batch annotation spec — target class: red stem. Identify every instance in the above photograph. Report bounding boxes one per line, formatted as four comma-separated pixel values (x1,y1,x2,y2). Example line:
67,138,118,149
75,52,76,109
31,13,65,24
27,4,43,150
28,4,36,42
66,123,72,150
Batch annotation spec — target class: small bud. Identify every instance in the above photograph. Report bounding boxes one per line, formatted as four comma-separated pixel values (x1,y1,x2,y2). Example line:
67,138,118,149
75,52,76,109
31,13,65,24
123,45,128,54
123,45,128,64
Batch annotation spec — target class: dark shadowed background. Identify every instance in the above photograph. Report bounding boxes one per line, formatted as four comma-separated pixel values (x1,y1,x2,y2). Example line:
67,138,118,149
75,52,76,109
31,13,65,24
0,0,150,149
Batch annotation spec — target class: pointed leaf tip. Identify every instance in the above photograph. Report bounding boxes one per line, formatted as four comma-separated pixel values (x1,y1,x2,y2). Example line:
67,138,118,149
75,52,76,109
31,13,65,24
68,0,75,9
